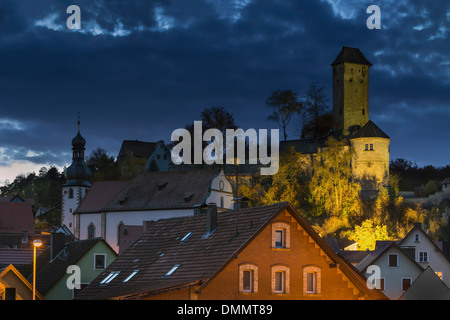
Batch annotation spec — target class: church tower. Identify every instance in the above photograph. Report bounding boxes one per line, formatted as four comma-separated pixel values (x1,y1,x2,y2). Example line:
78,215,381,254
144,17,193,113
331,47,372,135
61,121,92,234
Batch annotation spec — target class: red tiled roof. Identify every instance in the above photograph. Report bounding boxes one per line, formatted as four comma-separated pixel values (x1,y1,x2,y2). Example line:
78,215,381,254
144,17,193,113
76,202,386,300
75,181,129,213
0,202,35,234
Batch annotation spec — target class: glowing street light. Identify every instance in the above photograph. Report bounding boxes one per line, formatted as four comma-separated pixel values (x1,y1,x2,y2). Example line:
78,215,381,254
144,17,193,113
32,239,42,300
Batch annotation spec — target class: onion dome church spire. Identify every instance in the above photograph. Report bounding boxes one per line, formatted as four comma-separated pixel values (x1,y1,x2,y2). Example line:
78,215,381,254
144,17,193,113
63,117,92,187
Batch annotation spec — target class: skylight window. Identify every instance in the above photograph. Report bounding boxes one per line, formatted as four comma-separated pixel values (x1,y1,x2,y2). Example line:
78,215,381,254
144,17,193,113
164,264,180,277
180,232,194,242
99,271,120,285
123,270,139,283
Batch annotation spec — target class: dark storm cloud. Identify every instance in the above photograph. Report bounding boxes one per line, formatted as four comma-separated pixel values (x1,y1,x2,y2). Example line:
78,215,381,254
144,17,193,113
0,0,448,176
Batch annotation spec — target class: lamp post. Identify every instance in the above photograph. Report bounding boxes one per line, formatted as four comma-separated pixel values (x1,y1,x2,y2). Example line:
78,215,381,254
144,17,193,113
32,239,42,300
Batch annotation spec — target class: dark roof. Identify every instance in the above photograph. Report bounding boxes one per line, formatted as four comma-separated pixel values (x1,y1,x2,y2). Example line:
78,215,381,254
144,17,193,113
0,248,44,267
117,140,159,163
76,202,385,300
441,177,450,185
356,242,423,273
351,120,390,139
33,238,114,295
102,169,221,212
399,267,450,300
75,181,129,214
339,250,371,265
331,47,373,66
0,202,35,234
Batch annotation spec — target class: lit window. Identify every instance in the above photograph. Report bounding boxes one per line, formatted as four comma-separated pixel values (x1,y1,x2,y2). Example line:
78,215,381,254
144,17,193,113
100,271,120,285
165,264,180,277
239,264,258,293
123,270,139,283
303,265,321,295
388,254,398,267
418,251,428,262
435,271,443,280
94,254,106,270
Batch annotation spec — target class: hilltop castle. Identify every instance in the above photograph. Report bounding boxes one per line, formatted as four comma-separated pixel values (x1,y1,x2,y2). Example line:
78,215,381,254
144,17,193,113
282,47,390,195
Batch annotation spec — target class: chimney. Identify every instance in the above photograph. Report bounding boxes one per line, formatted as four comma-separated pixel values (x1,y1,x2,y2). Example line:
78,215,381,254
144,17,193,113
206,203,218,235
51,232,66,261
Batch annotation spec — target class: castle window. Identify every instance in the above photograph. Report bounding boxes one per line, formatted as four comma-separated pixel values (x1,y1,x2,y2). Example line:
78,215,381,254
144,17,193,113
68,188,74,199
362,108,365,115
370,144,373,151
364,144,368,151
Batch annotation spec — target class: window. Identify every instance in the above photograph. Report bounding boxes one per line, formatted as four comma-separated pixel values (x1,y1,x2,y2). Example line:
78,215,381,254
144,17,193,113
94,254,106,270
418,251,428,262
87,223,95,239
5,288,16,300
220,196,224,208
275,230,284,248
271,222,290,249
362,108,365,115
388,254,398,267
68,188,74,199
180,232,194,242
123,270,139,283
402,278,412,292
271,265,290,294
99,271,120,285
164,264,180,277
303,266,321,295
364,144,368,151
414,233,420,242
435,271,443,280
376,278,385,290
274,271,285,293
369,144,373,151
239,264,258,293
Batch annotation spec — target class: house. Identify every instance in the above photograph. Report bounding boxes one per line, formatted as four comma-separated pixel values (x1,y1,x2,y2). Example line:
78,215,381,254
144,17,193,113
75,202,386,300
27,233,117,300
117,139,171,175
0,201,37,248
399,266,450,300
0,264,44,300
356,241,424,300
399,223,450,287
74,169,234,253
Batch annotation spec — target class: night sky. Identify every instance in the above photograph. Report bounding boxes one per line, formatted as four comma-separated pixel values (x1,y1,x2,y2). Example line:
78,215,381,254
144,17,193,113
0,0,449,185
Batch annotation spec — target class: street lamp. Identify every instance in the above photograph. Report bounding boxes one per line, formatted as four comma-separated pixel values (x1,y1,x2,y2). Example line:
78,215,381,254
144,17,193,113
32,239,42,300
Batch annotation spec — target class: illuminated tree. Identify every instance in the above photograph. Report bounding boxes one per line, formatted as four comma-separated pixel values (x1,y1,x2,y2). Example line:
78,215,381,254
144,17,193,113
343,218,391,251
308,136,362,219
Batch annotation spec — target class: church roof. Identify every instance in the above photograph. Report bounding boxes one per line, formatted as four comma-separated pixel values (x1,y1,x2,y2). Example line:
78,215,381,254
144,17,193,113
351,120,390,139
331,46,373,66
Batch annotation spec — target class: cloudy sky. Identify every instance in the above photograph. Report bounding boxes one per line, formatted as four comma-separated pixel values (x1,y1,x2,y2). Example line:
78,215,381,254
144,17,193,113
0,0,449,184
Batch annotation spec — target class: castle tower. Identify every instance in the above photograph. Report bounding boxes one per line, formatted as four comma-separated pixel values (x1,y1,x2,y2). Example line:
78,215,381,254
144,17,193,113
61,121,92,234
350,120,390,193
331,47,372,135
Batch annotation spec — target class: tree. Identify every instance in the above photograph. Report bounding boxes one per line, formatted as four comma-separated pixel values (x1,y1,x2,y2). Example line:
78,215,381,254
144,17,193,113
266,90,302,141
301,82,330,139
342,218,391,250
86,147,121,181
308,136,362,220
200,106,237,133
